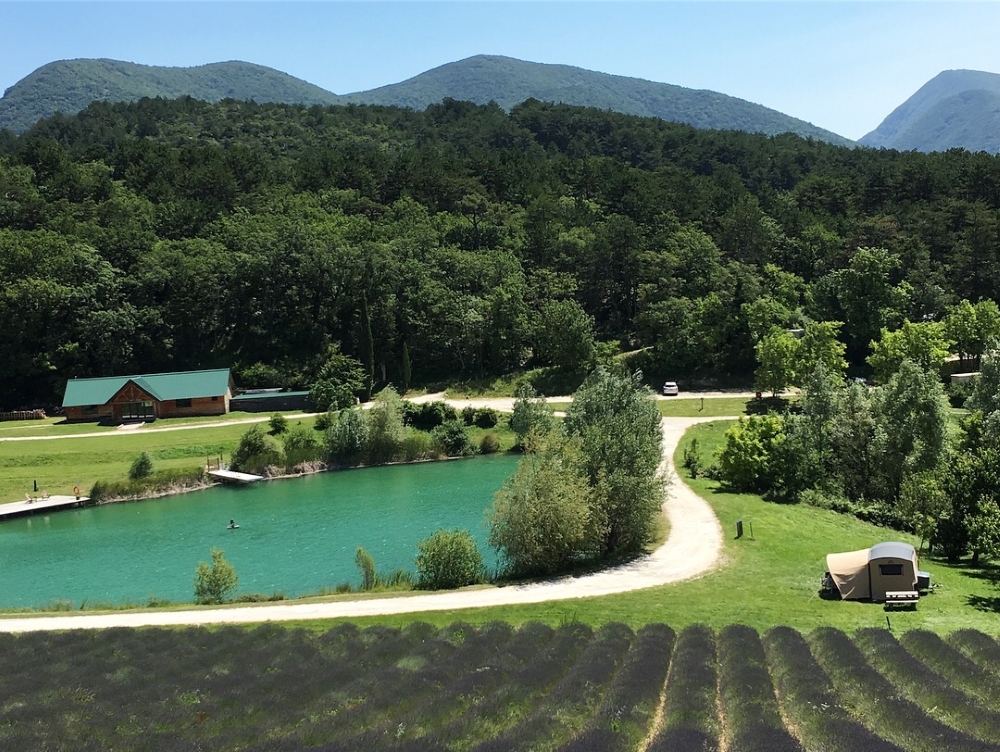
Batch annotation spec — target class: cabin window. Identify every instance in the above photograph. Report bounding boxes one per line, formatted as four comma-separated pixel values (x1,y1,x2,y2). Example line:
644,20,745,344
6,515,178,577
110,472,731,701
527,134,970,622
879,563,903,576
176,398,192,408
211,396,219,401
82,405,99,416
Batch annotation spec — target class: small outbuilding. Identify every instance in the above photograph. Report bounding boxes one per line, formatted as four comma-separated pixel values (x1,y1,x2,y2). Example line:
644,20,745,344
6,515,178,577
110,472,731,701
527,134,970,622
824,541,928,602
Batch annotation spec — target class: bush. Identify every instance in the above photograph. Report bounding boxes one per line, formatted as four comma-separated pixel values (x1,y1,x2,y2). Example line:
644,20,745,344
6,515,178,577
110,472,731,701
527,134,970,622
479,432,500,454
365,387,405,464
682,438,702,478
474,407,499,428
400,431,433,461
312,411,333,431
510,384,555,448
193,547,238,604
403,400,458,431
128,452,153,481
268,413,288,435
325,407,368,465
717,415,786,494
431,420,476,457
281,425,321,468
230,425,282,473
90,468,206,502
461,405,477,426
355,546,377,591
416,529,484,590
488,432,597,578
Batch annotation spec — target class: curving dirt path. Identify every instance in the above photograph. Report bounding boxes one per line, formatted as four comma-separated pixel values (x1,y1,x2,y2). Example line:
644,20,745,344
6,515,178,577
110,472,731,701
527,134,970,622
0,415,729,632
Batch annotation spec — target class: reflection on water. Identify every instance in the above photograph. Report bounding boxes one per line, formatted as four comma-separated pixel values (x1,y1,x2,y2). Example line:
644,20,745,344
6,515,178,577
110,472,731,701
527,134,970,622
0,455,517,609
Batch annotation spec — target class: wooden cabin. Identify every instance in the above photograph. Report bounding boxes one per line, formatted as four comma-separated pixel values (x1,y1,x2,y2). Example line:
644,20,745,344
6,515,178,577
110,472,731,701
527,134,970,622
62,369,234,422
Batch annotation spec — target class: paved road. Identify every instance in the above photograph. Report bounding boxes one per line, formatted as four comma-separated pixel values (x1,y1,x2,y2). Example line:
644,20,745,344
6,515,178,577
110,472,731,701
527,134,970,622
0,415,731,632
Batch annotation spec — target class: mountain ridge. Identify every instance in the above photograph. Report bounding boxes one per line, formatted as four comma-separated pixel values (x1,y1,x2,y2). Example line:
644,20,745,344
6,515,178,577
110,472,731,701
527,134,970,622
0,55,854,145
860,69,1000,152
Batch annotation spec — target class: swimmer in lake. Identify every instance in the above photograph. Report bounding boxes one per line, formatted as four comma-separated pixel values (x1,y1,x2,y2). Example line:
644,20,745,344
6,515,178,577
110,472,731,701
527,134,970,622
228,519,239,529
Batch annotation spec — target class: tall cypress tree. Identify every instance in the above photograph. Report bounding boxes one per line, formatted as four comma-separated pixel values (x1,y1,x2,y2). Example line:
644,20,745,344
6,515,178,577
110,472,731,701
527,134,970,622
361,296,375,402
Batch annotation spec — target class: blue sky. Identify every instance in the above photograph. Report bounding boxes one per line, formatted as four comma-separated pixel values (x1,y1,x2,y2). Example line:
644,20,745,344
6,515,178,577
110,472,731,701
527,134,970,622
4,2,1000,140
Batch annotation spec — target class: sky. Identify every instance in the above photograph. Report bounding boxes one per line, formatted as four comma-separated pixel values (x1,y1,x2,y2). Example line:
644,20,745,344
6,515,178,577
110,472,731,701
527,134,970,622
4,1,1000,141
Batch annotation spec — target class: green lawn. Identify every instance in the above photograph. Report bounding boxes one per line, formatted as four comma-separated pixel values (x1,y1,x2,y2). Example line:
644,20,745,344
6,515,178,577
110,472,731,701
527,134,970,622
550,396,762,417
0,410,312,439
0,419,319,502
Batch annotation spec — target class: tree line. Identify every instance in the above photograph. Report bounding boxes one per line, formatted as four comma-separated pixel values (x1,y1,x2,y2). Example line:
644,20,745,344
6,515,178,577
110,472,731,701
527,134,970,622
7,96,1000,406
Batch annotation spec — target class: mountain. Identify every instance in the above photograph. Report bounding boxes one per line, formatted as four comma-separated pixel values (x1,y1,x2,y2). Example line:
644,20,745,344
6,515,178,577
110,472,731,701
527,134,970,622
339,56,854,145
0,59,340,133
0,55,854,146
860,69,1000,153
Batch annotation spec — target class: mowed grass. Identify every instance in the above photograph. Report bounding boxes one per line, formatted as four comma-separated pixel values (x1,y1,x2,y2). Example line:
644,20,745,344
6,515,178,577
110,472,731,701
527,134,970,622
548,396,765,418
0,410,312,439
0,416,320,502
313,419,1000,635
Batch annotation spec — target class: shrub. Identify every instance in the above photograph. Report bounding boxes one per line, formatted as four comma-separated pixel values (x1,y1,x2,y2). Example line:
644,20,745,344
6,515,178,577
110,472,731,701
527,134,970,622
488,432,597,578
268,413,288,435
474,407,499,428
90,468,206,502
717,415,786,494
403,400,458,430
128,452,153,481
432,419,476,457
479,432,500,454
193,547,239,604
230,425,282,473
416,529,484,589
325,407,368,465
510,384,554,448
365,387,405,464
355,547,377,590
400,431,433,461
312,411,334,431
681,438,702,478
281,425,321,468
461,405,477,426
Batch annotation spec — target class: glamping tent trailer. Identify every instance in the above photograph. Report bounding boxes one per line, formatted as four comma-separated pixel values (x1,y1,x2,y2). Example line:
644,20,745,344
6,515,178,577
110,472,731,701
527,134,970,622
823,541,930,603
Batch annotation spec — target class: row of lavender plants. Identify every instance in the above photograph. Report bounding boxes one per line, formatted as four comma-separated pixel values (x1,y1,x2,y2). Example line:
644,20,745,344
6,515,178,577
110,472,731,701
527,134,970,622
5,623,1000,750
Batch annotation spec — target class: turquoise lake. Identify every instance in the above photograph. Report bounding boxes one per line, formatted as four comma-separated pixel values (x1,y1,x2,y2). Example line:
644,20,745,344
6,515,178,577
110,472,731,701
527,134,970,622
0,455,518,610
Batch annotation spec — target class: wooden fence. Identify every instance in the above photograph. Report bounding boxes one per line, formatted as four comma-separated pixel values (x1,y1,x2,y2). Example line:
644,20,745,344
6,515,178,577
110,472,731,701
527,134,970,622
0,410,46,422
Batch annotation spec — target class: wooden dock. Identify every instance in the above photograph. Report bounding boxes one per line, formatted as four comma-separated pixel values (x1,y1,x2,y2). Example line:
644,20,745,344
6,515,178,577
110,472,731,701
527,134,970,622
208,469,264,484
0,494,90,522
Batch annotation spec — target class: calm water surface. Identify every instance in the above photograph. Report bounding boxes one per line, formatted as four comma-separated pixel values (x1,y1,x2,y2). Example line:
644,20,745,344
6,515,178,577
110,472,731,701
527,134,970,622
0,455,517,609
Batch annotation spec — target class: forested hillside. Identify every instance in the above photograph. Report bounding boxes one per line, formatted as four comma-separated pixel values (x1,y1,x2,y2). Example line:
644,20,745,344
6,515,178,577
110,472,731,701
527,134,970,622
0,59,340,134
338,55,854,145
0,56,853,144
3,96,1000,409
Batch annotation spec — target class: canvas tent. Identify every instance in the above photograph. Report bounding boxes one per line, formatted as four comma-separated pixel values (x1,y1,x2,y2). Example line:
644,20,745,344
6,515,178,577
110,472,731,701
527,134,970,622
825,541,921,601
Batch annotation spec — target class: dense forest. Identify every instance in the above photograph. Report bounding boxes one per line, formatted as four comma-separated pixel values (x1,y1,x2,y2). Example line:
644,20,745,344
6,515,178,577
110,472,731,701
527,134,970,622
3,95,1000,409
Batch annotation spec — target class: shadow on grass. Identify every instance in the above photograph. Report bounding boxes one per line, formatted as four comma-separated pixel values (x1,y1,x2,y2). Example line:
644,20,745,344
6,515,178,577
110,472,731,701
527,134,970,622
921,557,1000,613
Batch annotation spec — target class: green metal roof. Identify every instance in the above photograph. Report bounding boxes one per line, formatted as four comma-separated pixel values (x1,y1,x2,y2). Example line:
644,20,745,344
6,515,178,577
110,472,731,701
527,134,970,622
230,391,309,402
62,369,232,407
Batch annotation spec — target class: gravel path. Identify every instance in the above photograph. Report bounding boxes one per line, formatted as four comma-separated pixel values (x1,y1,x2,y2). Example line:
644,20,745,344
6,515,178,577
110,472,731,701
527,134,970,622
0,415,728,632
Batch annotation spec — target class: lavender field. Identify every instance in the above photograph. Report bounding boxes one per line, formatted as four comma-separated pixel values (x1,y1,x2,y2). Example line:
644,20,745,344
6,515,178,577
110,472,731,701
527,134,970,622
3,622,1000,751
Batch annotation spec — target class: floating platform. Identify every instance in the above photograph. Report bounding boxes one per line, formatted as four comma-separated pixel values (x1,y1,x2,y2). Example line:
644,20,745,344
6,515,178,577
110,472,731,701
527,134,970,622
0,495,91,522
208,470,264,484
